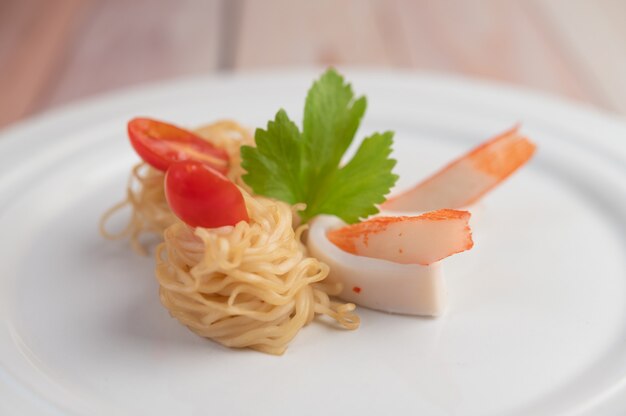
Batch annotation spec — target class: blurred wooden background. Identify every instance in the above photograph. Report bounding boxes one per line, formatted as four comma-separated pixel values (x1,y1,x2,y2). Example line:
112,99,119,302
1,0,625,128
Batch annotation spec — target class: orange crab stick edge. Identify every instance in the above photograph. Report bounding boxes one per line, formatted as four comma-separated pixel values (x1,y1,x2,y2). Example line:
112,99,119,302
327,209,473,266
383,126,536,212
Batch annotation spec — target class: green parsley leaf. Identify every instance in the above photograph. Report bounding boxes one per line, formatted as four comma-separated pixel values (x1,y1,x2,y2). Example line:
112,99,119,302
240,110,304,204
302,69,367,183
303,131,397,223
241,68,398,224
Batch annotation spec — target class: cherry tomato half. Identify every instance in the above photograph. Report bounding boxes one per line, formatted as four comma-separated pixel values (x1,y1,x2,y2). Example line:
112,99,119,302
128,118,229,174
165,161,249,228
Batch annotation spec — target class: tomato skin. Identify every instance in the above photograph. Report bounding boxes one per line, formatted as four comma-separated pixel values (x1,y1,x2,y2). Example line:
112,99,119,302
165,161,249,228
128,118,229,174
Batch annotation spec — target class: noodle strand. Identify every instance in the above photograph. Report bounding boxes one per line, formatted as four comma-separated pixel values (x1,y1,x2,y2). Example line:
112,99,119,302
156,192,360,355
99,120,253,254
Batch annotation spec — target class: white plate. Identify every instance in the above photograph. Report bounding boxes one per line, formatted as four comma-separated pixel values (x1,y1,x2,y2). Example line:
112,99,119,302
1,70,626,416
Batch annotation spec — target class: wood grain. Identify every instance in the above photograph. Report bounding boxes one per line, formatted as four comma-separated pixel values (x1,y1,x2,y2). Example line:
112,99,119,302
376,0,597,105
530,0,626,114
0,0,625,129
234,0,394,68
0,0,87,126
40,0,224,109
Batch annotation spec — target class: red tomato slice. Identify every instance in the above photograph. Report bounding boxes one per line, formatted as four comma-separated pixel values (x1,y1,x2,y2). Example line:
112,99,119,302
165,161,249,228
128,118,229,174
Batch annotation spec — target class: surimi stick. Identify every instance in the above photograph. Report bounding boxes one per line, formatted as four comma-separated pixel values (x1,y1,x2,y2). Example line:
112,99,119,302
327,209,473,266
383,126,536,212
308,215,449,316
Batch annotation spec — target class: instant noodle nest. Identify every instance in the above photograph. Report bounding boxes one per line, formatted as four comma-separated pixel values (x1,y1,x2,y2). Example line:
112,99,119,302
156,192,360,355
100,120,253,254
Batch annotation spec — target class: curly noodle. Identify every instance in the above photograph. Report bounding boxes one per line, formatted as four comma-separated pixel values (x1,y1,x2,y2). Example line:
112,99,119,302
155,192,360,355
99,120,254,254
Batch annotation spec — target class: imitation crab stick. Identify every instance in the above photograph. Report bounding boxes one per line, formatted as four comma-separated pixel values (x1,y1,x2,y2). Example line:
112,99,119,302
327,209,473,266
309,215,450,316
383,126,536,212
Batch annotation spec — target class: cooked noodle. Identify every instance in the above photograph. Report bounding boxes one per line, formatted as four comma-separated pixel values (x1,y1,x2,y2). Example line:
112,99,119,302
155,191,360,355
194,120,253,189
99,163,173,255
99,120,254,254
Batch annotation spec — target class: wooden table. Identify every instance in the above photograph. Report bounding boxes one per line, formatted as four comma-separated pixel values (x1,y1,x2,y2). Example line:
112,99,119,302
1,0,625,128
